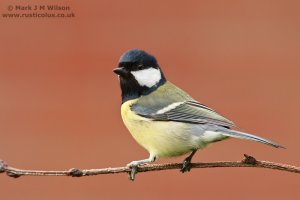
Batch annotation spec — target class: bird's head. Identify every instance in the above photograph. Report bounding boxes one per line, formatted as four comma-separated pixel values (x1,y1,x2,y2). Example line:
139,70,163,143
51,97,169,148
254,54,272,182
114,49,166,102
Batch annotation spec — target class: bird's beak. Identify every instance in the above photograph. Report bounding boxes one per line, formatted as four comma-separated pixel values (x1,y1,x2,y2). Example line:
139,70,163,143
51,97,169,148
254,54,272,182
113,67,127,76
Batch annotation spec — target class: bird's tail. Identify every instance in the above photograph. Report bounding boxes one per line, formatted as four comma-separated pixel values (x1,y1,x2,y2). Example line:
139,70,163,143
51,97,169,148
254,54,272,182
221,129,284,148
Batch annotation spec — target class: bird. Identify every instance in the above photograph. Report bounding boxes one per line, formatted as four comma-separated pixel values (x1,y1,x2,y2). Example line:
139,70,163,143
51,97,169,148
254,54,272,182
113,49,283,179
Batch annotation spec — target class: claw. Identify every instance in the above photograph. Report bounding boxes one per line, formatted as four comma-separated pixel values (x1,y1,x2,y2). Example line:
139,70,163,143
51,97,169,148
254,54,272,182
180,150,197,173
128,166,138,181
127,161,140,181
126,156,156,180
181,160,192,173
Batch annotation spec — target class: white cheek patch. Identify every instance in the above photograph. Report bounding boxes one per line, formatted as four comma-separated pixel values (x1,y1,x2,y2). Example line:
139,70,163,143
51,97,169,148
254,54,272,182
131,67,162,88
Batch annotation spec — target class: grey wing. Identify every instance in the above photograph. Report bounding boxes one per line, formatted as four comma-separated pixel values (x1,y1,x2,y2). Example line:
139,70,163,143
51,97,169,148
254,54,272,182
132,100,236,128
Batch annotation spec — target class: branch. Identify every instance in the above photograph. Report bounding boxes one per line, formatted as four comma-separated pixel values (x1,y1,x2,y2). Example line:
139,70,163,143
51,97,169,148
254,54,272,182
0,154,299,181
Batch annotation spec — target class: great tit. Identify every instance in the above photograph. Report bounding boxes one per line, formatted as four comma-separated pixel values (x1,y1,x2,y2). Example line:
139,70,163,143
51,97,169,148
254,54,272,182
113,49,283,178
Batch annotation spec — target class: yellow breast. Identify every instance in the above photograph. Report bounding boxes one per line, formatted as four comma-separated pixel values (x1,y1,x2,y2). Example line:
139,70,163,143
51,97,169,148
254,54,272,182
121,99,196,158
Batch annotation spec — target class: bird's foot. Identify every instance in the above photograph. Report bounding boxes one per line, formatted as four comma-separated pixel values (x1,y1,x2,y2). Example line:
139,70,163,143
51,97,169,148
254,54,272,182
126,156,156,181
127,162,139,181
180,159,192,173
127,161,143,167
128,166,138,181
180,150,197,173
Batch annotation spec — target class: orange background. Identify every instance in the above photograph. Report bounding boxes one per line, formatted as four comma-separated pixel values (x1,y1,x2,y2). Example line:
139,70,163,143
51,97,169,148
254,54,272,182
0,0,299,199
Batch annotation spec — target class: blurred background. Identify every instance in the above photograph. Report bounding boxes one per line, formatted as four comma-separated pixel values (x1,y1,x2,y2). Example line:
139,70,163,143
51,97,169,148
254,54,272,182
0,0,299,199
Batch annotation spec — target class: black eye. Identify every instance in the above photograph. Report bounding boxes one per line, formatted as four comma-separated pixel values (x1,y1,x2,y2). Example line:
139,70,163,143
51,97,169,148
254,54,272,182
137,64,143,70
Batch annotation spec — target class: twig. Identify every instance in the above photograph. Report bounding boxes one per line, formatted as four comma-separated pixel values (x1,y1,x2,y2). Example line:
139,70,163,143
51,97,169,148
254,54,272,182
0,154,299,181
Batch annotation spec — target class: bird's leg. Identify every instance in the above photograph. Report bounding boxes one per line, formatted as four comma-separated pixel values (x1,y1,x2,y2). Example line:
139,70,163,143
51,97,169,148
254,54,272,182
127,155,156,181
181,150,197,173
